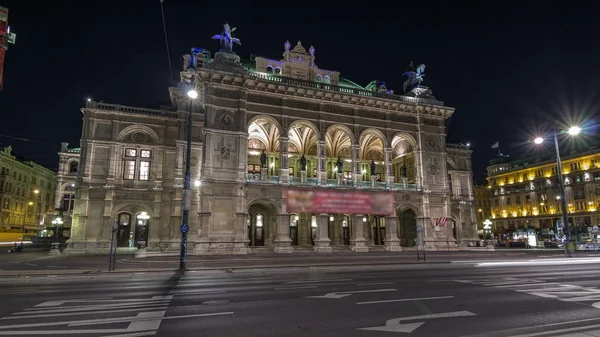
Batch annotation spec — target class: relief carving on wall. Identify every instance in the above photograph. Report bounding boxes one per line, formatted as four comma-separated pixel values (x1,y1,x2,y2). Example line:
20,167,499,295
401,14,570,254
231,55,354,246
390,114,417,124
220,147,231,160
423,135,440,152
429,157,439,176
132,132,149,143
215,111,236,131
248,94,282,106
214,88,239,100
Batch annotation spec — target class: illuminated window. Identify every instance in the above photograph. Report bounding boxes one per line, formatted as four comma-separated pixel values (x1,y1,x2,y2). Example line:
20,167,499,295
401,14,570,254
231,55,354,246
256,214,263,227
311,215,317,228
124,161,136,180
139,162,150,181
324,76,331,84
125,149,137,157
141,150,151,158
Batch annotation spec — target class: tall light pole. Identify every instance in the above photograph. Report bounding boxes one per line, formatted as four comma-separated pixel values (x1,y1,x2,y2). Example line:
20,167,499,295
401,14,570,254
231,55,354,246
534,125,581,257
180,88,198,270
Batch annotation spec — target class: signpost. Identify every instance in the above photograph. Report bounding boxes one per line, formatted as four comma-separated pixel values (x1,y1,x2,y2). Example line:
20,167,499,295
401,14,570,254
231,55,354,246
416,224,425,261
108,221,118,271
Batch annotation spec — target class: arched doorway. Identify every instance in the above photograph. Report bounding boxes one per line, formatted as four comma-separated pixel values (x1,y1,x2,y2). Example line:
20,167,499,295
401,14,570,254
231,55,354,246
342,215,350,245
248,201,278,247
372,216,386,245
398,208,417,247
116,211,151,248
290,213,299,245
116,212,132,247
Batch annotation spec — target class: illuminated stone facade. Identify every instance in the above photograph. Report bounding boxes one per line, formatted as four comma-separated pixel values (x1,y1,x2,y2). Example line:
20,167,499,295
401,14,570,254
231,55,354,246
54,142,80,236
0,145,56,235
66,39,477,255
486,149,600,242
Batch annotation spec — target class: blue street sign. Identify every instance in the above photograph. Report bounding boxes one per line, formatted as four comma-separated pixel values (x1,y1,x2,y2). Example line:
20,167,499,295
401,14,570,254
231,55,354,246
180,224,189,233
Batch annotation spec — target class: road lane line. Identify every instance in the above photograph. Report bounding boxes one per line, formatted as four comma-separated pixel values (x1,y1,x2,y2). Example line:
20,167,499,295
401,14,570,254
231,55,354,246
358,282,394,286
357,296,454,305
274,286,318,290
284,279,353,284
512,323,600,337
3,307,169,320
494,282,558,288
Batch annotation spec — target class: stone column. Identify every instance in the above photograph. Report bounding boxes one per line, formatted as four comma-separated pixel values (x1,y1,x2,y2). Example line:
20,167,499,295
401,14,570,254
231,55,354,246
384,215,402,251
314,213,333,252
193,212,212,254
317,141,327,186
233,212,251,254
274,213,293,253
353,145,361,188
351,214,369,252
384,147,394,187
279,137,290,184
298,213,309,246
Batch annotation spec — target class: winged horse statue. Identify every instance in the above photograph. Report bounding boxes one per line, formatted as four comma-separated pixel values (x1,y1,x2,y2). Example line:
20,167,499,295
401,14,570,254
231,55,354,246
212,23,241,52
402,62,426,93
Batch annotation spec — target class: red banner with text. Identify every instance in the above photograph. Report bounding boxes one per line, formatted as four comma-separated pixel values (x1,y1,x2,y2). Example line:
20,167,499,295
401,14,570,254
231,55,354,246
286,190,394,215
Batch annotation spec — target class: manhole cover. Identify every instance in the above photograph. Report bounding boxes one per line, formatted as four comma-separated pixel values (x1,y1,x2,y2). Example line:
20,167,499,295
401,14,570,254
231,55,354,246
202,300,230,305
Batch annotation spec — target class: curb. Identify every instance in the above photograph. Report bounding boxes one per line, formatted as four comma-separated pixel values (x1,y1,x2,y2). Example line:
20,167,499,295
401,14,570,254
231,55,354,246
0,260,455,277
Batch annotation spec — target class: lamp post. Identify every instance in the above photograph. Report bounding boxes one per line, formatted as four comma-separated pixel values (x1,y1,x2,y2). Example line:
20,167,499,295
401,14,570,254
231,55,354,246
180,88,198,270
33,189,41,234
533,125,581,257
49,216,63,255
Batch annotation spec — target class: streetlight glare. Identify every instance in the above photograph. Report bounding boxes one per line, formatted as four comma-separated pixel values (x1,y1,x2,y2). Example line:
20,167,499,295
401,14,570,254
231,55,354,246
187,89,198,99
534,137,544,144
567,126,581,136
33,189,39,194
194,180,201,187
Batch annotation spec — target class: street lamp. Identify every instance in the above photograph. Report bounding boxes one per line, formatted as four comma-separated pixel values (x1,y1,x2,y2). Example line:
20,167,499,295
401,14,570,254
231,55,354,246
50,216,63,255
533,124,581,256
180,88,198,270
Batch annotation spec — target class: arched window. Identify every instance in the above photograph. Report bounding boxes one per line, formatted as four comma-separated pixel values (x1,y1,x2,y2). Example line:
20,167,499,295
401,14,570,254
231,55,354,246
274,67,282,75
266,66,274,74
316,74,323,82
69,161,78,173
116,212,132,247
324,76,331,84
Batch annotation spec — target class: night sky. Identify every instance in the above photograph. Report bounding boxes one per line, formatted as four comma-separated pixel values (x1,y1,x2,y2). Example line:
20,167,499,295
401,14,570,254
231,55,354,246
1,0,599,183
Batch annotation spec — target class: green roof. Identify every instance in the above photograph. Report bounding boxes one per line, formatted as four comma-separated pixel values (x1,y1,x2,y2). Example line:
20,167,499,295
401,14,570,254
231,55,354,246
338,77,365,90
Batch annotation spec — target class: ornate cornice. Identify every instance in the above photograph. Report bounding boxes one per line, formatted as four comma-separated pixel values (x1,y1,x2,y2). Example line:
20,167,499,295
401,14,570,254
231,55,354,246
197,69,454,120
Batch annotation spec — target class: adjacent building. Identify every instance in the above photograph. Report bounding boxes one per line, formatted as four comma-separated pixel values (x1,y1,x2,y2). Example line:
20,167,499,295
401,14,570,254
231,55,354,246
0,145,56,236
66,33,478,255
474,185,492,238
486,148,600,245
54,142,80,237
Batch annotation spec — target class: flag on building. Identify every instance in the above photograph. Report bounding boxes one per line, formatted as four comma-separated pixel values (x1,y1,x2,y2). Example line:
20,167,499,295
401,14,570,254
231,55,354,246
491,142,499,149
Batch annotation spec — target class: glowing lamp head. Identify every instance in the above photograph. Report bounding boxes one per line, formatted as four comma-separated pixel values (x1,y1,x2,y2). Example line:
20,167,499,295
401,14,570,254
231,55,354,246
33,189,39,194
187,89,198,99
534,137,544,145
568,126,581,136
194,180,201,187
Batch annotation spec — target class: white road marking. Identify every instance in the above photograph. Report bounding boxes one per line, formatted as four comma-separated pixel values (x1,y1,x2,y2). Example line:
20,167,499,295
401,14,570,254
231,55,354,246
357,311,477,333
34,296,172,307
512,323,600,337
358,282,394,286
23,302,170,314
2,307,169,320
0,311,232,332
494,282,557,288
307,288,397,299
284,279,353,284
273,286,318,290
357,296,455,305
168,289,226,295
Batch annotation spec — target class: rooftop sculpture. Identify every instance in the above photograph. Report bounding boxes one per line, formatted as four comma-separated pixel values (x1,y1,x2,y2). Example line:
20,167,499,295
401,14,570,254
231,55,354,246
212,23,241,53
402,62,426,93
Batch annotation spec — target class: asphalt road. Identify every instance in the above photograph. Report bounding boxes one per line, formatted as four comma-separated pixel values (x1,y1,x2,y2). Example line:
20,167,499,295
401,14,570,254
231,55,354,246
0,249,574,274
2,258,600,336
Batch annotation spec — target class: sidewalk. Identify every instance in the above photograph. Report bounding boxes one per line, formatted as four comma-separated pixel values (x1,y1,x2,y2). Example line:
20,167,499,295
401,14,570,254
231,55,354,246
0,249,578,277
